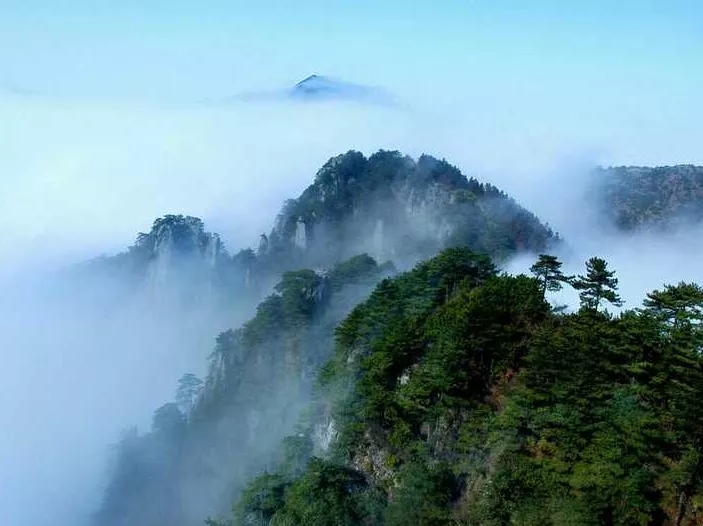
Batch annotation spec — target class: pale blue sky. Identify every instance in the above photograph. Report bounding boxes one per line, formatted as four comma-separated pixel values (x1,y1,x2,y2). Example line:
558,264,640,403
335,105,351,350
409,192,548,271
1,0,702,105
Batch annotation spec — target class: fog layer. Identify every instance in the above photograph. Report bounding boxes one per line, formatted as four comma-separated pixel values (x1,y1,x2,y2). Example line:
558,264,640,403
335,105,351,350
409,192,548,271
1,91,703,525
0,95,413,526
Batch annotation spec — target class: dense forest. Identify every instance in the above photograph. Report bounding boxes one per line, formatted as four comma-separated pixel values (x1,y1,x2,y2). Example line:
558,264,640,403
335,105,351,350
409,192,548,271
92,153,703,525
210,249,703,525
92,150,557,526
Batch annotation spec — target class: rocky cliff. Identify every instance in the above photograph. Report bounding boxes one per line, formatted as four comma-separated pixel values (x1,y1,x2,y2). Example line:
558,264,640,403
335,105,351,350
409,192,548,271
260,150,557,272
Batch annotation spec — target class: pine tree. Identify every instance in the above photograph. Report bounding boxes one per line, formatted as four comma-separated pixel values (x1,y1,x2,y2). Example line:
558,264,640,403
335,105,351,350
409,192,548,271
572,257,623,311
643,282,703,329
529,254,568,297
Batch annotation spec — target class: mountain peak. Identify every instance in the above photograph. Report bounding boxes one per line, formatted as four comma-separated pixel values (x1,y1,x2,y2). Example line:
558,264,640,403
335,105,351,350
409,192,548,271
289,74,395,105
296,74,323,84
217,75,397,106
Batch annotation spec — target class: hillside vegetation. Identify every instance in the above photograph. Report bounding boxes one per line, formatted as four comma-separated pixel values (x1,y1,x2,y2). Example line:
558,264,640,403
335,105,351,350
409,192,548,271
219,249,703,526
93,151,557,525
92,154,703,525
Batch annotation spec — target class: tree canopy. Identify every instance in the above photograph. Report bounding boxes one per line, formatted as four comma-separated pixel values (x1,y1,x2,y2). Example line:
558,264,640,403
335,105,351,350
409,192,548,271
573,256,624,311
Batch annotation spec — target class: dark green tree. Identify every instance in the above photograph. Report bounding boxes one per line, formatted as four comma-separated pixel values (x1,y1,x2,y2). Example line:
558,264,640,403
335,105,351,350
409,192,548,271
642,281,703,329
573,257,623,311
270,458,368,526
384,462,457,526
232,473,289,526
529,254,568,297
275,269,325,327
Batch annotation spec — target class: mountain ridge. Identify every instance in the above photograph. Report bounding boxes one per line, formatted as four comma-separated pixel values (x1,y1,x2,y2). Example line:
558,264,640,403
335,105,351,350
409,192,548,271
594,164,703,230
86,150,558,308
90,155,703,526
90,150,556,526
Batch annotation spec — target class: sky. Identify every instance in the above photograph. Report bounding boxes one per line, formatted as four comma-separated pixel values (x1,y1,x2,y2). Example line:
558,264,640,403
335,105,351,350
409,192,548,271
2,2,703,525
1,0,702,265
1,1,701,103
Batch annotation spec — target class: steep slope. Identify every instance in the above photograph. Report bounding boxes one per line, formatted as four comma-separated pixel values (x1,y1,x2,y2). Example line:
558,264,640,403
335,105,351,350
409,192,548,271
595,165,703,230
91,151,557,525
85,215,233,290
226,250,703,526
77,214,262,323
94,255,393,526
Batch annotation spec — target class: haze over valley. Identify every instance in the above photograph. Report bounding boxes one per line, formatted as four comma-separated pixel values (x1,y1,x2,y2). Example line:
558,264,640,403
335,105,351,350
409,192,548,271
2,2,703,525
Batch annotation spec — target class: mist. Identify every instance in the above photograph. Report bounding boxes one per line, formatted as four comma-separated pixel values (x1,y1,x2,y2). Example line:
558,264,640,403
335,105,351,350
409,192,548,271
0,94,416,273
2,80,703,525
0,94,417,526
500,159,703,311
0,91,507,525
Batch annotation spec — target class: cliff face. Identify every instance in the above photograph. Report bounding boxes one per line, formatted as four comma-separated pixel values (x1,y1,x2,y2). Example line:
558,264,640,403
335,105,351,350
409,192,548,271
94,255,391,526
81,214,260,317
144,215,225,306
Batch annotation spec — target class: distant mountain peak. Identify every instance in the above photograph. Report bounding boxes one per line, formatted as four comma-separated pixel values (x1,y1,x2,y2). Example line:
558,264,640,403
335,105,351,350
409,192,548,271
291,74,337,91
297,74,323,83
289,74,392,104
217,75,398,106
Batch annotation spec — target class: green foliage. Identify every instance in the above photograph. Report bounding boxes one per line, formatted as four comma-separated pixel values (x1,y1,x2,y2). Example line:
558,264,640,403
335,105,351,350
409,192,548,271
643,281,703,330
272,458,366,526
327,253,389,291
264,150,557,271
92,150,562,526
96,253,389,526
221,249,703,526
572,256,623,311
235,458,373,526
278,434,314,476
151,403,185,436
530,253,569,296
384,462,457,526
274,269,325,328
330,248,496,364
93,157,703,526
233,473,289,526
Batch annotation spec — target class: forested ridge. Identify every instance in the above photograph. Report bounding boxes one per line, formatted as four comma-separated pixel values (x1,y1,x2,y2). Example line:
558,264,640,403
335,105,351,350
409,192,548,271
92,153,703,525
95,254,394,526
217,250,703,526
596,165,703,230
81,149,556,316
93,150,556,525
